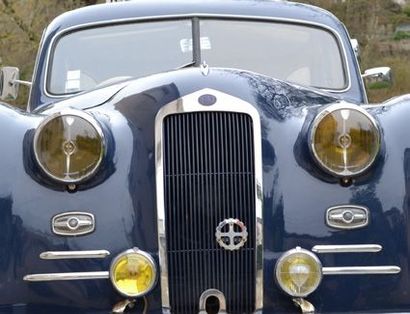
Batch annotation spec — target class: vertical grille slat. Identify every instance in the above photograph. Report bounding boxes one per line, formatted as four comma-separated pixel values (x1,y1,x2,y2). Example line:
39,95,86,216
163,111,256,313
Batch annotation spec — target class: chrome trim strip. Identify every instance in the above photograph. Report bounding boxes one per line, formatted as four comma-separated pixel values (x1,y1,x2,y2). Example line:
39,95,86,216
155,88,264,311
40,250,110,260
23,271,109,282
33,109,105,184
322,266,401,275
312,244,381,253
309,102,381,177
43,13,351,99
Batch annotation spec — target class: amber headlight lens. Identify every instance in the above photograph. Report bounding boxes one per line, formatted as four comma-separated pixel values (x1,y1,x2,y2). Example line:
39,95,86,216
275,247,322,297
311,103,380,177
34,110,104,183
110,248,157,297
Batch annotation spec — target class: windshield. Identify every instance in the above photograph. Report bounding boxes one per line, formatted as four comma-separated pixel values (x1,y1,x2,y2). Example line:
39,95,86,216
48,20,193,95
48,19,347,95
200,20,346,90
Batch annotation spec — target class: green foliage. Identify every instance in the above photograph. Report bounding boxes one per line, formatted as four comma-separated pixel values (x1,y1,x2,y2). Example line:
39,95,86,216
404,5,410,17
394,31,410,40
365,55,410,102
367,81,392,90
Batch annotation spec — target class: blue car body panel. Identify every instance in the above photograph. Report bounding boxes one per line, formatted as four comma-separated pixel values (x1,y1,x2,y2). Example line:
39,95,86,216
1,68,410,312
1,0,409,313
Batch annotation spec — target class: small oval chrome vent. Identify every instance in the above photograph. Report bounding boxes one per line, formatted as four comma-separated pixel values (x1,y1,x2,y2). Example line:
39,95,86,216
326,205,369,230
52,212,95,236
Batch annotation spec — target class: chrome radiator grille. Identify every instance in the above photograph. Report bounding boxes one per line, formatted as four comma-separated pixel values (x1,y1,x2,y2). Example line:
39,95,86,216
162,111,256,313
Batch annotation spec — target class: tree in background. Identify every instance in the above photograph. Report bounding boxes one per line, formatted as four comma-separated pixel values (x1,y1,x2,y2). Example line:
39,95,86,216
295,0,410,102
0,0,100,107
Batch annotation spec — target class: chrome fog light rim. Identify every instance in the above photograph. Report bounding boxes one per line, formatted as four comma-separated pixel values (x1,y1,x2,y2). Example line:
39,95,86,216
33,109,105,184
109,248,158,298
310,102,380,177
275,247,323,298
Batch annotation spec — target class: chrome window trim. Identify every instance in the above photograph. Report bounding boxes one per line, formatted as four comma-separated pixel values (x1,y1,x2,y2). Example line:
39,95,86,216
342,23,368,104
312,244,382,254
43,13,352,99
155,88,264,312
33,108,105,184
309,101,381,177
109,247,158,298
27,27,48,112
40,250,110,259
23,271,109,282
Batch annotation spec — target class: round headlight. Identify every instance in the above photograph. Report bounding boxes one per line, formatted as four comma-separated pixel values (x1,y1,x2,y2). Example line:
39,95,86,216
310,103,380,177
275,247,322,298
33,110,104,184
110,248,157,298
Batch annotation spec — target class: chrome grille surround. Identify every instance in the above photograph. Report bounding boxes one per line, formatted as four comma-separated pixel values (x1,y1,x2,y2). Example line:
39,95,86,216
155,88,263,312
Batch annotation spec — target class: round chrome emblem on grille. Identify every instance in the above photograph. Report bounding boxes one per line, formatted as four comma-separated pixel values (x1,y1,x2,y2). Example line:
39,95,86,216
215,218,248,251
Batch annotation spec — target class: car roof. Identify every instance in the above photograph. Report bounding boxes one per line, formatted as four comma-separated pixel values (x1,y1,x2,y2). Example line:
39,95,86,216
46,0,344,33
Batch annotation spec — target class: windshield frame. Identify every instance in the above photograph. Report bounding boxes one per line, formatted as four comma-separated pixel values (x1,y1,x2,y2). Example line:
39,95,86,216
44,14,351,98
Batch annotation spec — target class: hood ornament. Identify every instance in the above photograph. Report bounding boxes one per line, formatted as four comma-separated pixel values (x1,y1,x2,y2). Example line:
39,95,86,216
200,61,210,76
215,218,248,251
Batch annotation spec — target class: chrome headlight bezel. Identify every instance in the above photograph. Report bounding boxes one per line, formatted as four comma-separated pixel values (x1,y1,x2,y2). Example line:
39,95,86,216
109,248,158,298
309,102,381,177
33,109,105,184
275,247,323,298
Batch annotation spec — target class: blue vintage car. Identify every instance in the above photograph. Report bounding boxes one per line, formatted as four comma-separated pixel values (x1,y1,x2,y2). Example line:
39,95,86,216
0,0,409,313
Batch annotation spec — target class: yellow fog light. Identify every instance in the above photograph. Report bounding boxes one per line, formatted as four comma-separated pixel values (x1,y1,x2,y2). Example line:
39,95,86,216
33,109,105,184
110,248,157,298
310,103,380,177
275,247,322,297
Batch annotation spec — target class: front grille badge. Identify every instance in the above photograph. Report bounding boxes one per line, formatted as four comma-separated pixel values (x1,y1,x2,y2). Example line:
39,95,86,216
215,218,248,251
